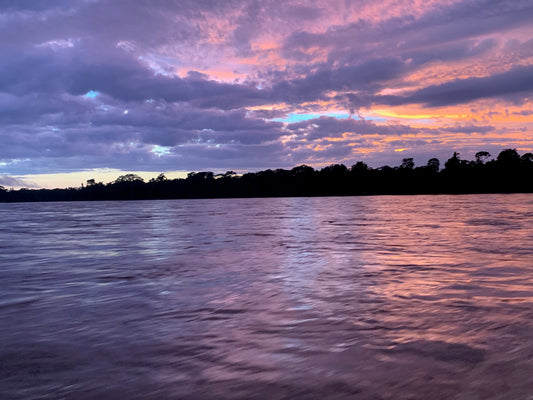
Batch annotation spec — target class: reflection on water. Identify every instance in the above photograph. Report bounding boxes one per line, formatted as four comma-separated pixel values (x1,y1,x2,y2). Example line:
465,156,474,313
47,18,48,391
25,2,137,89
1,194,533,399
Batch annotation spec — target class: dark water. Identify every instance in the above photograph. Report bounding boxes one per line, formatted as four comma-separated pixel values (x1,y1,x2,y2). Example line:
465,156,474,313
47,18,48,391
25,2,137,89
1,194,533,399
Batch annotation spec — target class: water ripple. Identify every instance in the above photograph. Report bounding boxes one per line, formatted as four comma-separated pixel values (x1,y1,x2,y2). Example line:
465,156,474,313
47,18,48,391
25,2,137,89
1,194,533,399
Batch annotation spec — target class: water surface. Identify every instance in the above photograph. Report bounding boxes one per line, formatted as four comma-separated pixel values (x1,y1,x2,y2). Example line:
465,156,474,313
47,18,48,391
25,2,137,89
1,194,533,399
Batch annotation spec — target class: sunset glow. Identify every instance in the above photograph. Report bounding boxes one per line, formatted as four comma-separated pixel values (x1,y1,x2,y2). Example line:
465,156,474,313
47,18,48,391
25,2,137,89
0,0,532,188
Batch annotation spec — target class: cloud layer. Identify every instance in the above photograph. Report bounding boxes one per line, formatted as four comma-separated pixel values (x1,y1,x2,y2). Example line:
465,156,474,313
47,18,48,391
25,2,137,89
0,0,532,185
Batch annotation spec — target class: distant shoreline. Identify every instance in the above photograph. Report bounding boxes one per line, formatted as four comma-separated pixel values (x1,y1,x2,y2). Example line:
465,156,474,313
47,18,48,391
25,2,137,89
1,149,532,202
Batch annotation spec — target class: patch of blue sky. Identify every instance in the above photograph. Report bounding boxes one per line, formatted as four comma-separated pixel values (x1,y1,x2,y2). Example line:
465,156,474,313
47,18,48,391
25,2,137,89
271,112,350,123
270,112,386,123
151,145,171,157
84,90,100,99
365,116,387,122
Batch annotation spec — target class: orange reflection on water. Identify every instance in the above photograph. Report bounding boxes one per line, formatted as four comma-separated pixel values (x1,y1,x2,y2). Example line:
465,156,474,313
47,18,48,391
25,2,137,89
356,195,533,349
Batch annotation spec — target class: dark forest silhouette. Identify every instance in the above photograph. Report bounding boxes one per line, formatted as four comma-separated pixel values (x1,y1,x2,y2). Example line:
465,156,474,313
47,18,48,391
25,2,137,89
1,149,532,202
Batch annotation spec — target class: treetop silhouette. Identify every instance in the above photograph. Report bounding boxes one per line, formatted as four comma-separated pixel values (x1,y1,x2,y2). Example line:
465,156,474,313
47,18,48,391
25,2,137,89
1,149,531,202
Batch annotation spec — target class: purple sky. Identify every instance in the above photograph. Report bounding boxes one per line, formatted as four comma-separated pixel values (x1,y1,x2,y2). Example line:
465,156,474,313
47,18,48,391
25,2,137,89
1,0,532,188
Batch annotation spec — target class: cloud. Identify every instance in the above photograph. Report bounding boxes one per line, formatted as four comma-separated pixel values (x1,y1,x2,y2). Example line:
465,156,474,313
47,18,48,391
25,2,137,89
0,0,531,181
513,110,533,116
266,57,408,104
0,175,37,188
285,116,420,140
377,65,533,107
440,125,494,134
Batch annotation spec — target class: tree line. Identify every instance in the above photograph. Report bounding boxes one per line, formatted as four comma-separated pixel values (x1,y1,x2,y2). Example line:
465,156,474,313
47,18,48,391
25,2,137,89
1,149,532,202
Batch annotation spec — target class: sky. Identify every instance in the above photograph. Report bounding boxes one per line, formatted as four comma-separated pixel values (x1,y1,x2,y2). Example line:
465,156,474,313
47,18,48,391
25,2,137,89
1,0,532,188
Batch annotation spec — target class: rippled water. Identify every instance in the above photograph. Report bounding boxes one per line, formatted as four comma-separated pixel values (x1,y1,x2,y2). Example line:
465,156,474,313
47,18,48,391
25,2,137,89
1,194,533,399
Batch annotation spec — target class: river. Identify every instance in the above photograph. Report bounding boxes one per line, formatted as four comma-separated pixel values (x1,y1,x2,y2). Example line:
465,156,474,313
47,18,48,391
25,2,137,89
1,194,533,399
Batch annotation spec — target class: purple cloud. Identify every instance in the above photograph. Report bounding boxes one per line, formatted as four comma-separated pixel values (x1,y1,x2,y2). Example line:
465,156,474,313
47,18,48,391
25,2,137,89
0,0,531,182
377,65,533,107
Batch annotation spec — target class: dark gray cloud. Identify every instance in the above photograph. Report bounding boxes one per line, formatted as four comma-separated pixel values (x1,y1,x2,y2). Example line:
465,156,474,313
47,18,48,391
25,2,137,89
266,57,408,105
0,47,262,106
285,117,420,140
0,0,78,11
406,38,498,66
283,0,533,59
377,65,533,107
